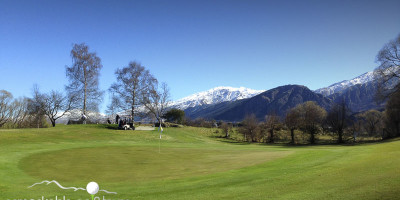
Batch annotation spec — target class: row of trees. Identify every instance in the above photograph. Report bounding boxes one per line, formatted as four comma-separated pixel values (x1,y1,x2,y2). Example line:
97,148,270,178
236,101,327,144
232,100,396,144
66,43,171,125
1,43,171,128
0,90,29,128
107,61,170,125
0,89,51,128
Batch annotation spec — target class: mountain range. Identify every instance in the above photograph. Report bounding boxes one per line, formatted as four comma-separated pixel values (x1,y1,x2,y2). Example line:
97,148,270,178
170,86,265,110
315,71,375,96
171,70,386,121
183,85,332,121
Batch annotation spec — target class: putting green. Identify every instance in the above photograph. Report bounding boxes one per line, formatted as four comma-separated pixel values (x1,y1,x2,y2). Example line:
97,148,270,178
19,146,291,183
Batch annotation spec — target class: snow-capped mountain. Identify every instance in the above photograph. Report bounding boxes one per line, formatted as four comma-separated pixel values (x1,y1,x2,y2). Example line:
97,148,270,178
170,86,265,110
315,71,375,96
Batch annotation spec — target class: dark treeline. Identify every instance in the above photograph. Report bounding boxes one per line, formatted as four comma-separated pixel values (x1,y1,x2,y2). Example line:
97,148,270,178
188,99,398,144
236,101,397,144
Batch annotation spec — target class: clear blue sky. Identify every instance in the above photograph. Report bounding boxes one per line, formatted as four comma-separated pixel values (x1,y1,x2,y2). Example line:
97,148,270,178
1,0,399,113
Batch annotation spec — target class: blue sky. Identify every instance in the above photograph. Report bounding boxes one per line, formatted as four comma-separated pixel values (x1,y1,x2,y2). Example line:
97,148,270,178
1,0,399,113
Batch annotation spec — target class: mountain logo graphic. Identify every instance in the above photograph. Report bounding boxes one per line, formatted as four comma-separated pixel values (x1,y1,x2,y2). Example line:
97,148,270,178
28,180,117,198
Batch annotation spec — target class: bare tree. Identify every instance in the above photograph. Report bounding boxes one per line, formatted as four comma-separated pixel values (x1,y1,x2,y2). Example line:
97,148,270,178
106,92,120,122
359,110,383,137
27,86,46,128
0,89,52,129
326,101,351,143
42,90,74,127
220,122,232,138
239,114,259,142
0,90,14,127
384,89,400,137
65,43,103,122
296,101,327,144
373,34,400,139
374,34,400,100
141,82,170,126
348,118,362,142
265,114,280,143
10,97,29,127
285,108,300,144
109,61,157,121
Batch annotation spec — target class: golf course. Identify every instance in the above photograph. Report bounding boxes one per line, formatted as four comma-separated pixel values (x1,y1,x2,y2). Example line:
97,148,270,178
0,125,399,199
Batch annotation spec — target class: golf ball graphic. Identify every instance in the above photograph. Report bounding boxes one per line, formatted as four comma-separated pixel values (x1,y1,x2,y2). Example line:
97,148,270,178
86,182,99,195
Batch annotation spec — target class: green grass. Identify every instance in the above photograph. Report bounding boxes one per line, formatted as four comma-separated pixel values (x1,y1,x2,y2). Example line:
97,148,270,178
0,124,399,199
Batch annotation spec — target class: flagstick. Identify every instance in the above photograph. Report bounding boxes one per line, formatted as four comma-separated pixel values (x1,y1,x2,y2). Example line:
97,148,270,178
159,122,162,153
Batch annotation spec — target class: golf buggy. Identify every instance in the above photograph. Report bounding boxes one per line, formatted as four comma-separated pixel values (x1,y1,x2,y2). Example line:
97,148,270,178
118,115,135,130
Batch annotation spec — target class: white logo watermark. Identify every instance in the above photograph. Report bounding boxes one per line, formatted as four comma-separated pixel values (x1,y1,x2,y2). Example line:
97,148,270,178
7,196,129,200
17,180,123,200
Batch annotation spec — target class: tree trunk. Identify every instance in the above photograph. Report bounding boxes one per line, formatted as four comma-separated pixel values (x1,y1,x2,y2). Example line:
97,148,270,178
310,131,315,144
269,130,274,143
83,86,86,115
83,83,87,124
251,130,256,142
290,128,295,144
83,66,87,124
131,106,134,122
51,119,56,127
158,118,162,130
338,130,343,143
131,90,135,122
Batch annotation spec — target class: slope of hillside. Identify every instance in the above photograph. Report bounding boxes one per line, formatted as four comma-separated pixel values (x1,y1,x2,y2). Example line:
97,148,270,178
186,85,332,121
328,82,385,112
315,71,374,96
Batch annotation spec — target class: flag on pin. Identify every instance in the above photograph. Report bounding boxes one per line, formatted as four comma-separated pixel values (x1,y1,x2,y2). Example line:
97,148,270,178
159,122,163,139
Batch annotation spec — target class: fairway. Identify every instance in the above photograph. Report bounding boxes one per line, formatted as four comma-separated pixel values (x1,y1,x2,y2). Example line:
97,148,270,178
0,125,399,199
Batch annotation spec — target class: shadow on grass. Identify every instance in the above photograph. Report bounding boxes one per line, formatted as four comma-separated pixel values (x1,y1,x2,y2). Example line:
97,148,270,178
210,135,252,145
104,124,119,130
212,135,400,148
217,139,251,145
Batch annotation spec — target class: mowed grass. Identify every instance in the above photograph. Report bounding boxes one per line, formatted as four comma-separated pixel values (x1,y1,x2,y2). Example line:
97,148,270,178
0,124,399,199
20,146,289,183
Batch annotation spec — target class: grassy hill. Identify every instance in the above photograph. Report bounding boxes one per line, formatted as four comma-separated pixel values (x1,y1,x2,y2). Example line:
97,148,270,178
0,124,399,199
